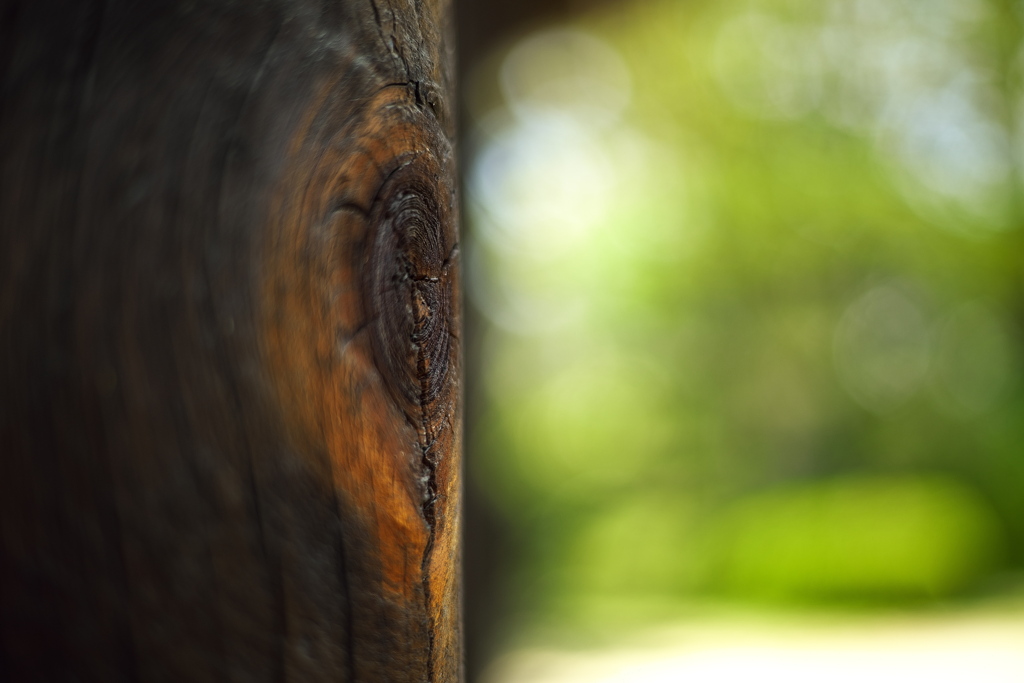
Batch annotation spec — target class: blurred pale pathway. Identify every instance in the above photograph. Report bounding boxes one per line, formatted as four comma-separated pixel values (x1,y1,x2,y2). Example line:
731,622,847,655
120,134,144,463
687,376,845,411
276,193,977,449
483,608,1024,683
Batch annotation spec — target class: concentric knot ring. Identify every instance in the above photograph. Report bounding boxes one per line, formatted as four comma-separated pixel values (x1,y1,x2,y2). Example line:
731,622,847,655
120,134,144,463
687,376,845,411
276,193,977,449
362,127,457,438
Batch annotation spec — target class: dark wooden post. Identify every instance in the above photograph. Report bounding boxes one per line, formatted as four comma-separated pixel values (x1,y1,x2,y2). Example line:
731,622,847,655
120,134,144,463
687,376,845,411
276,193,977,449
0,0,461,680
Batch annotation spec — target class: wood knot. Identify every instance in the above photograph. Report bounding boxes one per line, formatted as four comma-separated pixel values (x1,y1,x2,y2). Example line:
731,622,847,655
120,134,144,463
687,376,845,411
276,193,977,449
267,81,459,463
365,160,457,435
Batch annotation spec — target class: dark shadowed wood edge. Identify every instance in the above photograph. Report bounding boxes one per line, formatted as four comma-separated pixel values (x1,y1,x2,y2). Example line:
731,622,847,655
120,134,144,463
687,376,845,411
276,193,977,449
0,0,461,680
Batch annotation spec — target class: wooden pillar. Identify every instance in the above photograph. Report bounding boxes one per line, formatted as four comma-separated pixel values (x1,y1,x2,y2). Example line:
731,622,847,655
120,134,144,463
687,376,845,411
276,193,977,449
0,0,461,680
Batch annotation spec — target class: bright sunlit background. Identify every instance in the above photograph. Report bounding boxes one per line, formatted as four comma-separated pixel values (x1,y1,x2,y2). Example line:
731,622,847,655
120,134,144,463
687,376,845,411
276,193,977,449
463,0,1024,679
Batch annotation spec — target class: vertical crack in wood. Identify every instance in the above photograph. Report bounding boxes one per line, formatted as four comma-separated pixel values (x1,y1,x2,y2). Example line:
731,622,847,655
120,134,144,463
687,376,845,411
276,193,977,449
364,151,452,679
411,262,439,683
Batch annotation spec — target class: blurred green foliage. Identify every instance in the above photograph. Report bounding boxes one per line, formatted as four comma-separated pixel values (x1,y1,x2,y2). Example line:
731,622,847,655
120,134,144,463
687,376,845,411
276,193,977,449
707,475,1002,601
466,0,1024,623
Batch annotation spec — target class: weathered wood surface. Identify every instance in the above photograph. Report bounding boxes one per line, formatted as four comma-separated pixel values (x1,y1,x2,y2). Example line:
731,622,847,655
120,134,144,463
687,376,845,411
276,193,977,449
0,0,461,680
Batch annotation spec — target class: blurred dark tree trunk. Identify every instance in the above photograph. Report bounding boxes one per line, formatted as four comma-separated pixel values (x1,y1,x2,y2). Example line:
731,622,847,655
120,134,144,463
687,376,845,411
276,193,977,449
454,1,618,680
0,0,462,681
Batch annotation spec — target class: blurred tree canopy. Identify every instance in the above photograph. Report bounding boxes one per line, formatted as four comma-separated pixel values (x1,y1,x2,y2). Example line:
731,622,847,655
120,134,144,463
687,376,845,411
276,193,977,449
466,0,1024,623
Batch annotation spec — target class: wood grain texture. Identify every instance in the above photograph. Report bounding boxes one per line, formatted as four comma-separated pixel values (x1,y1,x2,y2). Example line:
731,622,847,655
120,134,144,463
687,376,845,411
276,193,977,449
0,0,460,680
